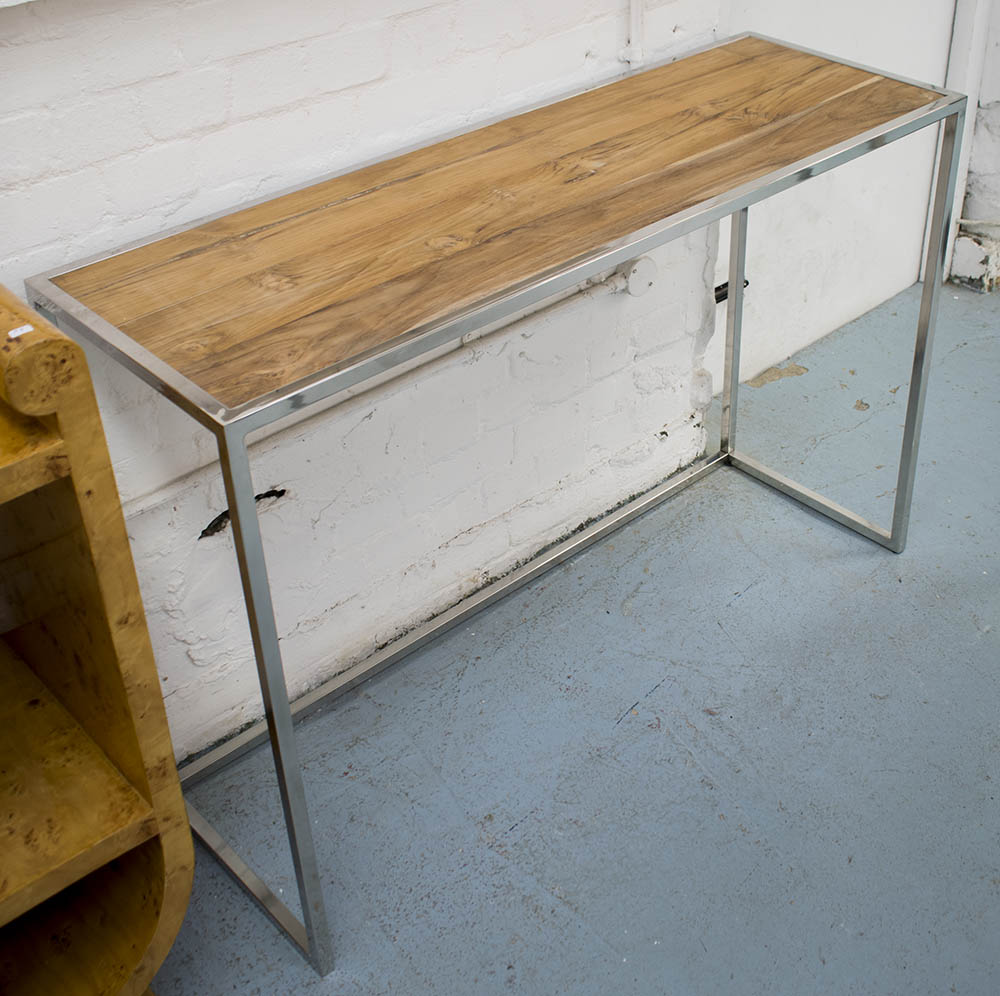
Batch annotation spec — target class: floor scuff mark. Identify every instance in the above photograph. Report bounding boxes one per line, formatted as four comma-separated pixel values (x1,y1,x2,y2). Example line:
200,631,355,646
746,362,808,388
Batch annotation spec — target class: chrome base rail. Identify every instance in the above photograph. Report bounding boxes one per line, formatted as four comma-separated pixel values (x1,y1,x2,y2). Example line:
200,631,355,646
180,450,727,790
730,452,894,546
134,101,967,976
186,802,310,955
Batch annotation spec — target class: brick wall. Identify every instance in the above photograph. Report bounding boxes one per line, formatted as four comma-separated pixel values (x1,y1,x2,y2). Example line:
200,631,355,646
1,0,721,756
1,0,958,757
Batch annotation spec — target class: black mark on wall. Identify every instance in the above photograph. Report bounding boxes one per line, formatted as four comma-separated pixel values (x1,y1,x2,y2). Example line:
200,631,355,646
199,488,287,539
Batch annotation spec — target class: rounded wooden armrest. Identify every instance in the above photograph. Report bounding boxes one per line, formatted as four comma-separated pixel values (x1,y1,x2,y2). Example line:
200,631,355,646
0,284,83,416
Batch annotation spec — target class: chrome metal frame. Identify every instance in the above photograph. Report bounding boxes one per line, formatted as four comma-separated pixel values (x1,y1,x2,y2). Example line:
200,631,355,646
24,36,966,976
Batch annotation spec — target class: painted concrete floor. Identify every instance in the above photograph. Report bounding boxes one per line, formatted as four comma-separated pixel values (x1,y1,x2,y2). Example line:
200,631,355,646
155,283,999,996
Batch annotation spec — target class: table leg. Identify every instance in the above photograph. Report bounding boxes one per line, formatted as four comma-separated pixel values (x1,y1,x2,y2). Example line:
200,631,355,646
726,108,965,553
888,108,964,552
721,206,749,454
210,423,335,975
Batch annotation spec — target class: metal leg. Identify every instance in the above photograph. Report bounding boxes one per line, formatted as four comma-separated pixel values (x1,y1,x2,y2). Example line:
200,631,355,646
214,425,334,975
888,109,964,553
728,110,964,553
721,207,749,453
187,801,310,954
729,451,893,546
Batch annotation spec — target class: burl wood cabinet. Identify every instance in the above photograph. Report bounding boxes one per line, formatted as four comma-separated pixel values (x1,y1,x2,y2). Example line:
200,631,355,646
0,285,193,995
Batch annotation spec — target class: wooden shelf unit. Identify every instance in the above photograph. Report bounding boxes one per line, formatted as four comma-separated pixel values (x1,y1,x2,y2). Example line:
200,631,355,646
0,285,193,995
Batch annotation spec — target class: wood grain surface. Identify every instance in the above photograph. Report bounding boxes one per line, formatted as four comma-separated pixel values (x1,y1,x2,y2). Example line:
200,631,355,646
0,841,166,995
0,639,158,929
0,402,67,505
52,36,939,410
0,286,194,995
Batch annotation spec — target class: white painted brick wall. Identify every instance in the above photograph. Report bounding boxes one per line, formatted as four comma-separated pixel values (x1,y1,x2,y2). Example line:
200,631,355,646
120,235,715,754
0,0,954,758
0,0,722,757
228,26,388,118
963,10,1000,227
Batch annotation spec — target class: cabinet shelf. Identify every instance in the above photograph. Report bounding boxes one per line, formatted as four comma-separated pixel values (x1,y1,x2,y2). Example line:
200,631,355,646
0,401,67,505
0,639,158,928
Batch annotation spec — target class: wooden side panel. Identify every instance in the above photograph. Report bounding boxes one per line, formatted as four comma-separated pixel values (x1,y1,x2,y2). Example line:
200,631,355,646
2,478,150,796
0,840,165,996
0,285,194,995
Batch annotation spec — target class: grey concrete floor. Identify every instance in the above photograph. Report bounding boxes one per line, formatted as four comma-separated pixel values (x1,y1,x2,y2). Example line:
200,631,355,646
155,283,999,996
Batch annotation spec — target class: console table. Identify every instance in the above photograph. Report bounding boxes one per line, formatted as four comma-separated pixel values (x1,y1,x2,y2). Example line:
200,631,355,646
26,34,965,976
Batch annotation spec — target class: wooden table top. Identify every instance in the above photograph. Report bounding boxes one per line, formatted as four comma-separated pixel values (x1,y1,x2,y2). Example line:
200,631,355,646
51,36,940,412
